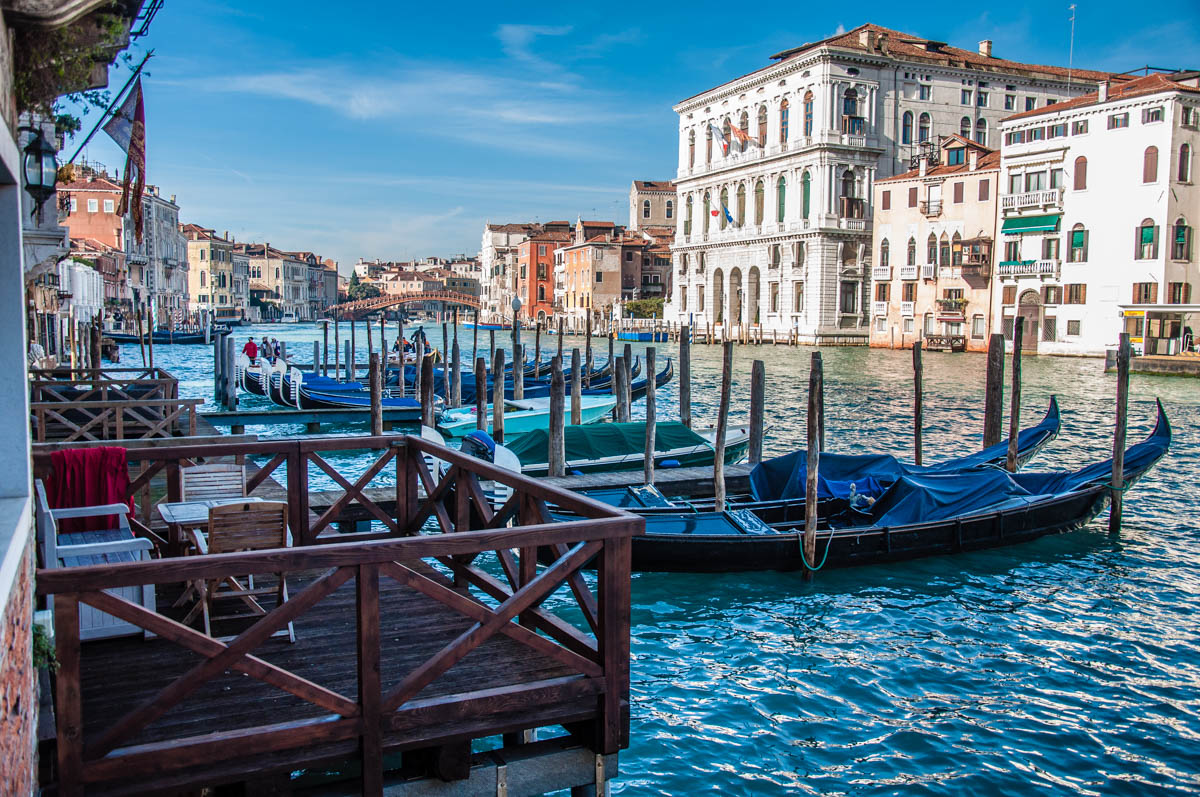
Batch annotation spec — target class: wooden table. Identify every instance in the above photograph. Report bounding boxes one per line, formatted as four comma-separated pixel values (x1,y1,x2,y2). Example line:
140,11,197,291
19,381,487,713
158,497,264,553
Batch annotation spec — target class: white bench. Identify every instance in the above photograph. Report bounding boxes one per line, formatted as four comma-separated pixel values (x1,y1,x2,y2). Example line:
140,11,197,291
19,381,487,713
34,480,156,641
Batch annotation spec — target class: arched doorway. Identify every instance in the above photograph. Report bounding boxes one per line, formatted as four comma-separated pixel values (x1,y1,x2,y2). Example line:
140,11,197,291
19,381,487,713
729,267,744,329
1018,290,1041,352
712,269,725,326
747,266,761,326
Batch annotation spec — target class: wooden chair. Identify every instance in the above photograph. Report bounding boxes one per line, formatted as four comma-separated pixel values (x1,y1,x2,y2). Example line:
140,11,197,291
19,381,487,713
180,463,246,501
184,501,294,643
34,480,156,641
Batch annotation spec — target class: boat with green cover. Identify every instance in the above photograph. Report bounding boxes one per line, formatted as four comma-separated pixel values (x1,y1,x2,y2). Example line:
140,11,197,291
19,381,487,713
508,421,751,476
436,395,616,438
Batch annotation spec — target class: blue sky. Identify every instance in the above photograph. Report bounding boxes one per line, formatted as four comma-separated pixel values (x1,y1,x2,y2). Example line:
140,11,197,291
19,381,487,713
66,0,1199,272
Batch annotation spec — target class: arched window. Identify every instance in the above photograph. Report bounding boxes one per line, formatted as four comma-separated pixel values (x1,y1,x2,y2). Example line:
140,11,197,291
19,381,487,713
703,191,711,233
926,233,937,263
688,130,695,168
918,113,931,142
841,170,856,198
754,180,765,225
757,106,768,147
705,126,712,163
779,99,789,143
736,183,746,226
939,232,951,265
803,91,814,136
777,176,787,222
1074,156,1088,190
642,199,651,219
538,285,546,301
1179,143,1192,182
975,118,987,145
952,232,963,266
684,196,693,236
843,88,858,117
902,111,913,144
1069,223,1089,262
719,187,729,229
200,270,206,287
907,237,916,265
739,110,750,152
722,119,732,157
666,199,673,219
880,239,890,268
1137,218,1157,259
1143,146,1159,183
960,116,972,138
1173,217,1192,261
800,171,810,219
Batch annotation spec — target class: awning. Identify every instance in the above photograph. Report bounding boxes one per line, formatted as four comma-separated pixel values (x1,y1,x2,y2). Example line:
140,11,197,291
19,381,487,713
1001,214,1062,234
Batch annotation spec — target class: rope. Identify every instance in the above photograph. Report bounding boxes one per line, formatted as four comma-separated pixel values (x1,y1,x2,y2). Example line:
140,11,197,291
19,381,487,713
799,529,834,572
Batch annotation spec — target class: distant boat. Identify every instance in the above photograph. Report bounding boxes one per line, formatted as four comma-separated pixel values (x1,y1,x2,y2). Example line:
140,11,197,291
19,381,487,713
437,395,615,438
279,312,299,323
107,328,228,345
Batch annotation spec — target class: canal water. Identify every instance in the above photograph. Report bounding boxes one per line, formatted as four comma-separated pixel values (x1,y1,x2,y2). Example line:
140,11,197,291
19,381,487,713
126,322,1200,794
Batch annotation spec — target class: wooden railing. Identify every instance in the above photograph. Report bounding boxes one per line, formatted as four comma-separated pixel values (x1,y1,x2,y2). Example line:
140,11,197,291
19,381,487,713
30,398,203,442
29,375,179,403
37,435,639,796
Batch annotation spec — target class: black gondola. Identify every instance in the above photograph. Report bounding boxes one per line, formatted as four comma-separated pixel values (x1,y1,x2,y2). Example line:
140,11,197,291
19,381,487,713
620,401,1169,572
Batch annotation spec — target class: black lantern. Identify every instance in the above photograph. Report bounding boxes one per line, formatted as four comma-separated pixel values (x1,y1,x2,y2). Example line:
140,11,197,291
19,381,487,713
23,129,58,221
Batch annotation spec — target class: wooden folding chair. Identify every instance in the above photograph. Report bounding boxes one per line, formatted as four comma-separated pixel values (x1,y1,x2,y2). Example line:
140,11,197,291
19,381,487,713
180,463,246,501
185,501,294,643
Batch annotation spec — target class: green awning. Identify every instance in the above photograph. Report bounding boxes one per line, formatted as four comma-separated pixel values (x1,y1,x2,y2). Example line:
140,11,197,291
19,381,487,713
1001,214,1062,234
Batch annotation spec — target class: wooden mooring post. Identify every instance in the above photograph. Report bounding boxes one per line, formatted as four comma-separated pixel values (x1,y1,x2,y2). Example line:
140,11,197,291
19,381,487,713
1110,332,1132,533
749,359,765,464
983,332,1004,447
534,322,542,380
334,315,341,380
622,343,632,400
366,314,375,371
549,355,565,477
613,356,628,423
584,315,593,388
713,341,733,510
344,340,352,382
397,315,405,398
471,308,479,377
570,347,582,426
513,343,524,400
350,318,357,380
491,348,505,443
644,347,657,485
420,352,435,429
369,353,383,436
322,322,330,377
312,341,320,379
679,324,691,428
474,356,487,431
912,339,923,466
804,352,823,577
451,314,462,409
224,335,237,410
1006,317,1025,473
557,317,564,361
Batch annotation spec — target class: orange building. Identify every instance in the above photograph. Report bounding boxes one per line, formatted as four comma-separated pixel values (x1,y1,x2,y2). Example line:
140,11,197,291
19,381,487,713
516,230,569,324
60,172,125,250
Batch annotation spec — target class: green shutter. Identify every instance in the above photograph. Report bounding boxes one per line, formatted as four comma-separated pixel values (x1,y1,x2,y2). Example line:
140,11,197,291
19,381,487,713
1141,225,1155,245
1071,230,1085,248
1177,225,1188,243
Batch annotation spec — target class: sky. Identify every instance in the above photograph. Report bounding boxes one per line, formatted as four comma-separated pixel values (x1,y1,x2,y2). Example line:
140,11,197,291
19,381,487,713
65,0,1200,273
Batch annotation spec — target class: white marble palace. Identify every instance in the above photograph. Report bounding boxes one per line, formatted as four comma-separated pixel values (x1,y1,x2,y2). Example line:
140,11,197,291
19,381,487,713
667,23,1109,343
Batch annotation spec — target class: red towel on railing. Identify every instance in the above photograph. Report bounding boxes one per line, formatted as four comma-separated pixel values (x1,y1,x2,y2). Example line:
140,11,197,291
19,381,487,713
47,447,133,533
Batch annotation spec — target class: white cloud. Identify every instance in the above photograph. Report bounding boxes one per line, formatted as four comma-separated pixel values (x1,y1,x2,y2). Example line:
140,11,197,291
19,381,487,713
495,24,573,70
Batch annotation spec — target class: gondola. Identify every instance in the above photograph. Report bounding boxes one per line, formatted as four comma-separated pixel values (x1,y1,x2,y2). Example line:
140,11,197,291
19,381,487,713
106,328,229,345
296,383,421,411
437,395,617,438
619,401,1170,572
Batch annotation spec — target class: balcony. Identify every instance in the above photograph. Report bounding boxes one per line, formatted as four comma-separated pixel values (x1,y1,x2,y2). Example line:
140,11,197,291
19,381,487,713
920,199,942,217
872,265,892,281
997,259,1060,278
872,301,888,316
841,115,867,135
921,264,937,280
1001,188,1063,213
899,265,919,280
840,196,866,220
937,297,968,313
901,301,916,317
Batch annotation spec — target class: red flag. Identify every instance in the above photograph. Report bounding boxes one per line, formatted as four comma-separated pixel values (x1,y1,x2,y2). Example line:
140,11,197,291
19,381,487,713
106,79,146,243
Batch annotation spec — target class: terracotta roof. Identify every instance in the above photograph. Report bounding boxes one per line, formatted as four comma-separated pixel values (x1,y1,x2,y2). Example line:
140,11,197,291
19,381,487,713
523,230,572,244
633,180,677,193
878,148,1001,183
181,223,233,243
580,220,616,227
487,222,539,233
1002,73,1200,122
69,236,115,253
60,176,123,192
678,23,1113,106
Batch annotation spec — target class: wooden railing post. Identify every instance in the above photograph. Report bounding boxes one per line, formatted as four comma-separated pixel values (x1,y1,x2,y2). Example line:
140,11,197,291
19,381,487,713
597,535,631,754
54,593,84,797
287,443,309,545
357,563,383,796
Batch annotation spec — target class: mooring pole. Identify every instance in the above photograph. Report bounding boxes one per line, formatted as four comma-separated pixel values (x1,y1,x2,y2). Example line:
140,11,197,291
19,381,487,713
913,339,923,466
451,316,462,409
513,343,524,400
613,356,628,422
334,314,341,379
492,348,505,444
397,313,405,398
1109,332,1131,533
644,347,657,485
713,341,734,510
475,356,487,431
983,332,1004,447
679,324,691,428
570,347,582,425
420,352,435,429
369,353,383,436
534,321,542,380
1006,317,1025,473
804,352,822,577
322,321,330,377
557,317,564,362
350,318,356,380
584,314,593,388
749,359,765,464
549,355,565,477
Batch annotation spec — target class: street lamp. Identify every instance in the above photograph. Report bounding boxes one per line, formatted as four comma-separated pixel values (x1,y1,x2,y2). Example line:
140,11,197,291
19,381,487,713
22,129,58,223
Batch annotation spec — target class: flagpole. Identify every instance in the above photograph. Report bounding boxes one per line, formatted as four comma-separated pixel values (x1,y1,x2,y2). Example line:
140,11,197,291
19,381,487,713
67,49,155,164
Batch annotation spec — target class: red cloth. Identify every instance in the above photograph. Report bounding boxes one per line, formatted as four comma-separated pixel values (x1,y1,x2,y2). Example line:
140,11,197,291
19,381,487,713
242,340,258,360
47,447,133,533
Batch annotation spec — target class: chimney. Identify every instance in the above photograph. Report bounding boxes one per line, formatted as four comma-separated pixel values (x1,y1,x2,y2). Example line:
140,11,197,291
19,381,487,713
1098,81,1109,102
919,157,928,177
170,194,176,203
969,150,979,171
878,32,890,55
979,40,993,58
859,28,876,51
223,230,229,240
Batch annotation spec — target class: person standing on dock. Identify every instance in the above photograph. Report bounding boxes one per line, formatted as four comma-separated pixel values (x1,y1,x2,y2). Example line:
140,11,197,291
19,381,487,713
260,336,271,363
242,337,258,364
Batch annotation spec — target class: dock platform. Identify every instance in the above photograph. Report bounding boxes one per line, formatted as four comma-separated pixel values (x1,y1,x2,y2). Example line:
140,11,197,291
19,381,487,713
1105,350,1200,377
203,406,421,433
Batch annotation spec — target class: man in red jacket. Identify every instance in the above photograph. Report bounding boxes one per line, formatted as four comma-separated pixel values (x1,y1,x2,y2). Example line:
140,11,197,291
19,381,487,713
242,337,258,363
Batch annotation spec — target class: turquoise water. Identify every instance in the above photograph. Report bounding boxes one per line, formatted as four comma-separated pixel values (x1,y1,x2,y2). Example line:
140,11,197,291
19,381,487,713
129,322,1200,794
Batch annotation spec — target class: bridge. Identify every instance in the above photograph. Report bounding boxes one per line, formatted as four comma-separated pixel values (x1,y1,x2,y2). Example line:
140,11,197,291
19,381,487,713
329,290,481,320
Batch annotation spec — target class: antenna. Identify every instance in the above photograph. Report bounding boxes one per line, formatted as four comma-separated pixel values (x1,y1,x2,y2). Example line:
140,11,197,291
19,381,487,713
1067,4,1077,92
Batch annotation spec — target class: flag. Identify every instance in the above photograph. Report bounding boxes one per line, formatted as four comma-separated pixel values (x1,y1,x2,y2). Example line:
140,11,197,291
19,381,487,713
709,122,729,155
729,124,754,148
104,78,146,243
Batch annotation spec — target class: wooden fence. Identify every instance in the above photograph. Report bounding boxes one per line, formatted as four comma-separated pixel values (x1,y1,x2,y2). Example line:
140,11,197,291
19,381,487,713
37,434,639,796
30,398,203,442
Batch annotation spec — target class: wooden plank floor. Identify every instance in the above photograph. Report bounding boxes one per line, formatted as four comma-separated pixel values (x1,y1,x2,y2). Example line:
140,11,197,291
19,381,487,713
76,567,585,765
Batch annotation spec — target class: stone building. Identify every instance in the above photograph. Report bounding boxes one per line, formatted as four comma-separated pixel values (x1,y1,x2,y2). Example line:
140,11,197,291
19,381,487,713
629,180,677,230
668,23,1107,343
871,136,999,350
183,225,236,323
517,229,570,324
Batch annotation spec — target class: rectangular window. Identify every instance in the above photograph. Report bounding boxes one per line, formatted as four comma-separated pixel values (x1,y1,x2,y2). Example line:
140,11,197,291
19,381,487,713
978,178,990,201
87,198,98,212
875,282,890,302
1002,285,1017,305
1025,172,1046,191
903,318,913,334
1043,238,1061,260
1030,127,1045,141
977,91,988,107
875,316,886,332
1132,282,1157,303
1066,320,1081,336
595,272,602,282
538,245,546,256
1064,283,1086,304
1050,168,1064,189
953,182,964,203
1168,282,1192,304
1069,228,1089,262
961,89,972,105
770,282,779,313
1108,113,1129,129
1042,285,1062,304
697,288,705,311
902,282,916,302
881,190,890,210
793,282,804,313
908,187,918,208
919,85,931,101
1049,123,1067,138
1071,120,1089,135
1142,107,1164,124
103,199,115,213
972,315,986,338
1005,95,1016,110
1004,240,1021,262
1026,97,1037,111
1008,174,1022,194
947,148,964,165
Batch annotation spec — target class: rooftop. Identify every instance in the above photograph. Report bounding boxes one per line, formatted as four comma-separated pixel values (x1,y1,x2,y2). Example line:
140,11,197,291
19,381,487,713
1002,72,1200,122
633,180,677,193
877,135,1000,182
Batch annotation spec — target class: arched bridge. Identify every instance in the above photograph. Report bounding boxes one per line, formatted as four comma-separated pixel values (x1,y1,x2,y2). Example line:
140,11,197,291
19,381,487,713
329,291,481,320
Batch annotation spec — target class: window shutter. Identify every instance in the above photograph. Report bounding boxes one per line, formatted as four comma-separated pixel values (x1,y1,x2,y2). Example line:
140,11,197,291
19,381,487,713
1152,225,1159,258
1151,282,1159,303
1074,157,1087,190
881,190,890,210
1186,283,1193,304
908,187,918,207
953,182,964,203
1143,147,1158,183
978,178,990,201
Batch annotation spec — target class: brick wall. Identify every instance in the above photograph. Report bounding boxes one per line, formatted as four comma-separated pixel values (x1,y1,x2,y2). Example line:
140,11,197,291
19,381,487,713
0,533,36,796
